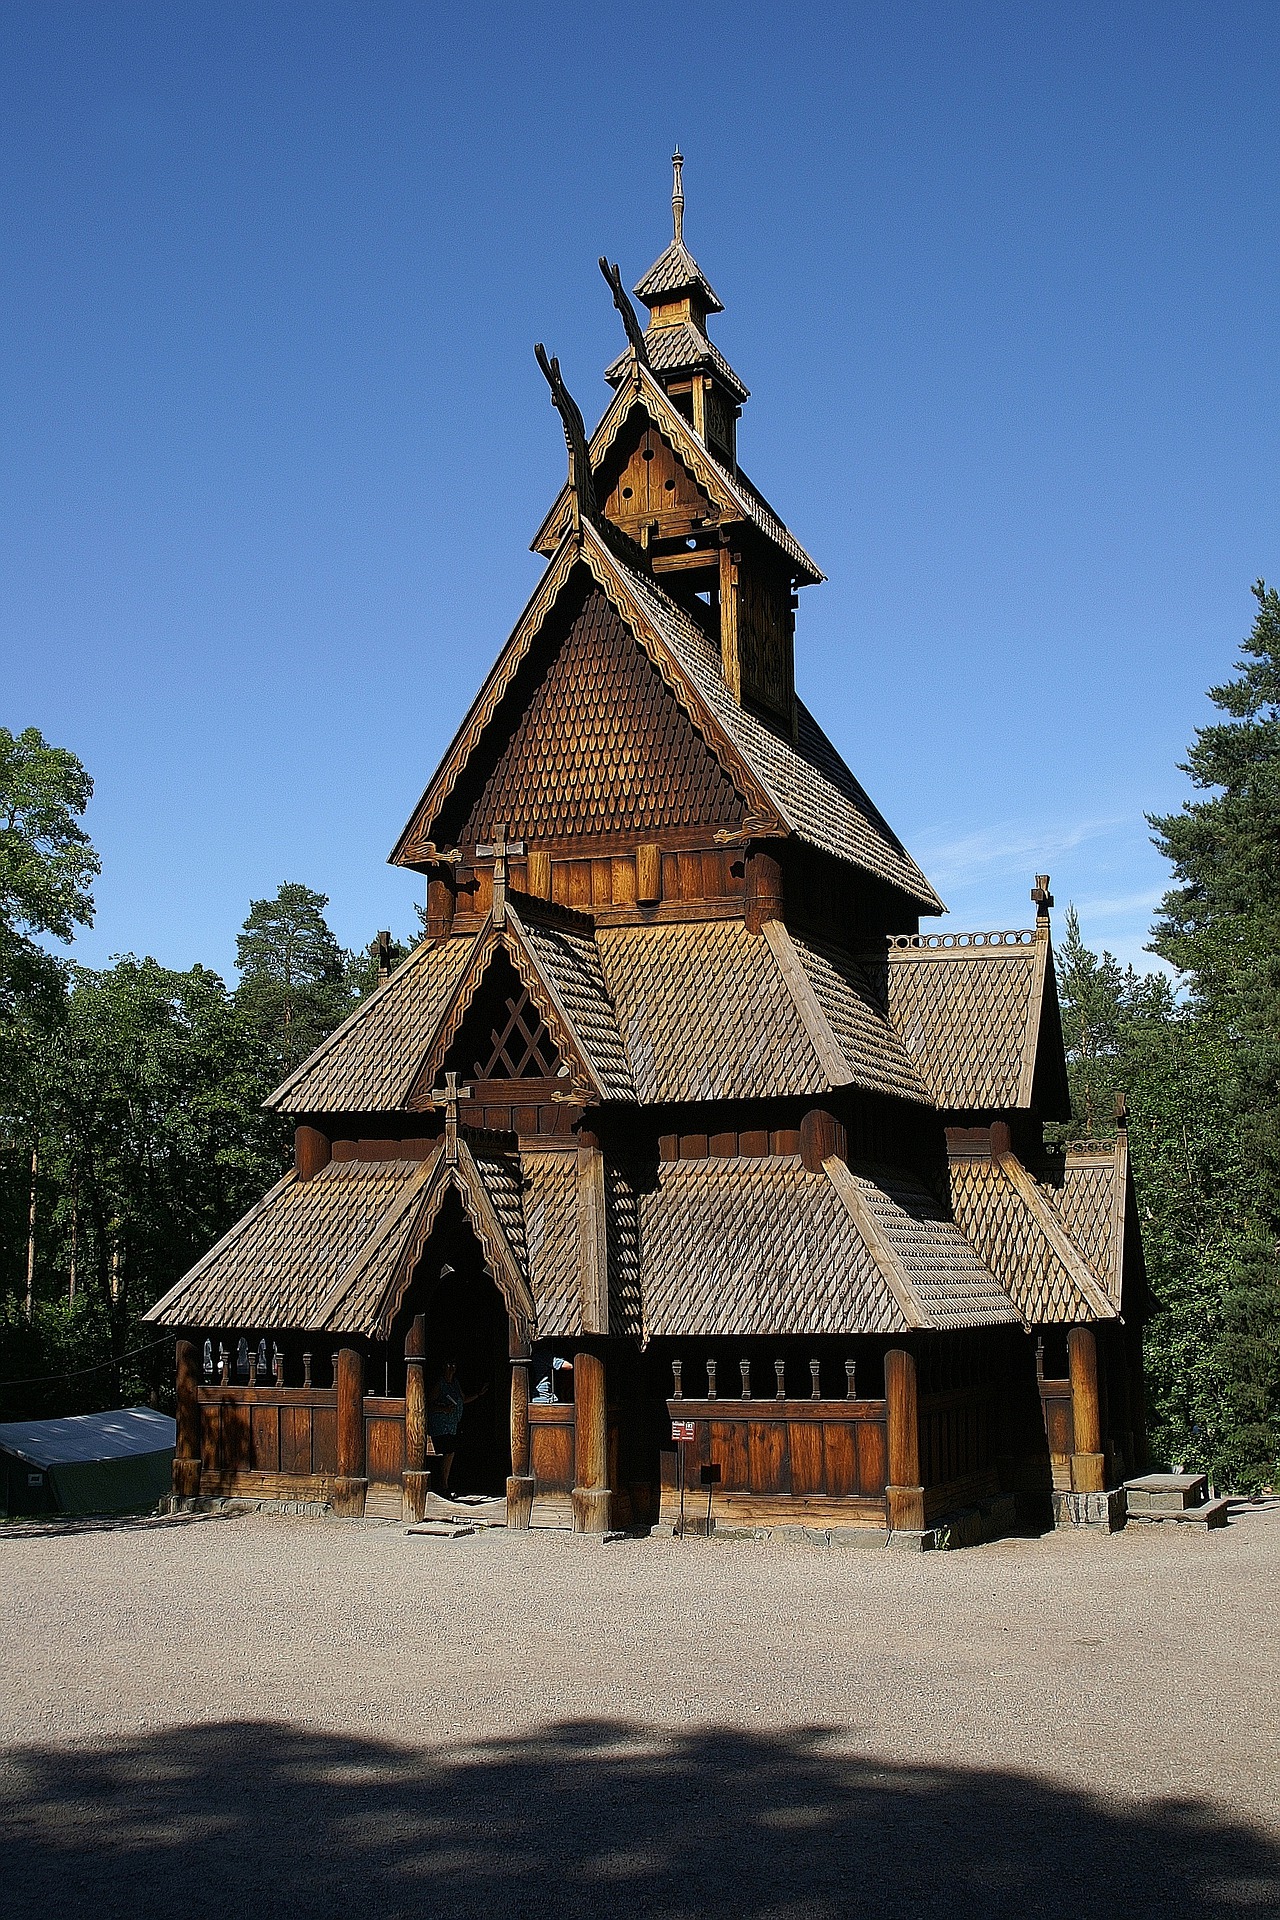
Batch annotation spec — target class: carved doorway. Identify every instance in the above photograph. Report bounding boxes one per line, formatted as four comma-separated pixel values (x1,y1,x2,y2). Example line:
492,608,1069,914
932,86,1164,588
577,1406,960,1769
393,1199,512,1497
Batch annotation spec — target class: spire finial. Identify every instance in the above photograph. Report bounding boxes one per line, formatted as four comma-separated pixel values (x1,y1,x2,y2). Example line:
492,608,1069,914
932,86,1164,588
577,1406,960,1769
672,147,684,245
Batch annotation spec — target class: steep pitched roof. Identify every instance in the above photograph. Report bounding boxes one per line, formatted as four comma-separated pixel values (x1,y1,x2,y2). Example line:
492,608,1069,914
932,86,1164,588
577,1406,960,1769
946,1146,1118,1325
393,520,941,909
632,1153,1016,1340
594,917,927,1105
605,318,749,403
532,364,821,581
147,1142,540,1344
1053,1134,1130,1311
879,928,1068,1112
265,936,473,1115
142,1158,429,1330
634,238,723,312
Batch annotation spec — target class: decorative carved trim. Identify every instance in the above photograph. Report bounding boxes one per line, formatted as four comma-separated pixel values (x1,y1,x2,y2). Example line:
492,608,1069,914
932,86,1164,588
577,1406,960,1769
887,930,1035,951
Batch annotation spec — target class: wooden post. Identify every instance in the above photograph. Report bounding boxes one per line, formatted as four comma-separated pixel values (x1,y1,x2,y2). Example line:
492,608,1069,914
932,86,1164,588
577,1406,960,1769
571,1348,611,1533
744,847,784,934
332,1347,368,1517
885,1346,925,1533
403,1313,430,1521
636,842,661,906
295,1126,331,1180
800,1107,847,1173
507,1351,534,1530
1068,1324,1106,1493
173,1339,201,1500
426,868,456,938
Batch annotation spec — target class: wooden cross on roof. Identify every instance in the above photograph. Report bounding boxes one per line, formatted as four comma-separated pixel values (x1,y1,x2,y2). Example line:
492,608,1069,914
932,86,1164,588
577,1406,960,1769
423,1070,474,1165
477,822,525,926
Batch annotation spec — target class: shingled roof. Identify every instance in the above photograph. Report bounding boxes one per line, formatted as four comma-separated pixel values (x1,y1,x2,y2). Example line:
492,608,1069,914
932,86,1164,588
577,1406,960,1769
142,1159,430,1331
634,237,723,312
595,916,927,1105
605,319,749,404
392,522,942,911
633,1153,1016,1340
265,937,472,1115
879,929,1069,1113
146,1143,541,1344
947,1146,1117,1325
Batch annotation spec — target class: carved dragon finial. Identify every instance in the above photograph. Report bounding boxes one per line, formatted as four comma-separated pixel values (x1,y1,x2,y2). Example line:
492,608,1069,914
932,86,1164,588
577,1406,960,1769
598,256,650,369
672,146,684,244
534,342,597,531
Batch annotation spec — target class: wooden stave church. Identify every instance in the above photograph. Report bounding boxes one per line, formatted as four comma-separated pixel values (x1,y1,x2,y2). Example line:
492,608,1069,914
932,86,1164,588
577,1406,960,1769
148,156,1149,1538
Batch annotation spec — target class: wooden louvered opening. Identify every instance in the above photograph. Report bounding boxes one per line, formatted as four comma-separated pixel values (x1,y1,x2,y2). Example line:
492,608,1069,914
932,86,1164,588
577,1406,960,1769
445,953,563,1082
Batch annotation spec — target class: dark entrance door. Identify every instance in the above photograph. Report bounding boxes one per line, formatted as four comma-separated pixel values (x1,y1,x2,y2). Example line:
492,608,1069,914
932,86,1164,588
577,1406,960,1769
423,1258,512,1496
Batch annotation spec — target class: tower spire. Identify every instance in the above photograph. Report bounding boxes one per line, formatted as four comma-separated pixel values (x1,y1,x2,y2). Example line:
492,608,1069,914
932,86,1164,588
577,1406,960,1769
672,147,684,244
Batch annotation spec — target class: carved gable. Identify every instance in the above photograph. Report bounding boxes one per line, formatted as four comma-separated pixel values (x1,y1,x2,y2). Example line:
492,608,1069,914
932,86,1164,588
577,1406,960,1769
443,951,562,1082
599,412,712,544
439,583,746,851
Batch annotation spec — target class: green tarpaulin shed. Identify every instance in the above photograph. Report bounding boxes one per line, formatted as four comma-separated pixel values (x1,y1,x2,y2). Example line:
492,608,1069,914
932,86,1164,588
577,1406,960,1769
0,1406,175,1516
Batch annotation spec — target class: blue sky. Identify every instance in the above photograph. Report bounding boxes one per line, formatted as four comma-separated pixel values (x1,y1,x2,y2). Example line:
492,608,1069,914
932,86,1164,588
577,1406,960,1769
5,1,1278,977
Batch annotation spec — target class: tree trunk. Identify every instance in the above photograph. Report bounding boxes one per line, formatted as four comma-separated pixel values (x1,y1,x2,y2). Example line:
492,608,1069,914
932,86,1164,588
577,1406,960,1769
25,1144,37,1322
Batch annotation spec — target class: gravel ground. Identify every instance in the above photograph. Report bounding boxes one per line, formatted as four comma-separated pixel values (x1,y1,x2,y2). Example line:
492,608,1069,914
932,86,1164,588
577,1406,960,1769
2,1504,1278,1920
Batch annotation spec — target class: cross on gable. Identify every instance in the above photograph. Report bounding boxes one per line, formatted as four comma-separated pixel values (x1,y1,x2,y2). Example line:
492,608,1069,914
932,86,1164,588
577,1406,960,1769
423,1069,474,1164
476,822,526,925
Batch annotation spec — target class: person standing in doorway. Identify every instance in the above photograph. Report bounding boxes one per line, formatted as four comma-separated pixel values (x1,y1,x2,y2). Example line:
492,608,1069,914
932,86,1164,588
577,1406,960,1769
428,1359,488,1495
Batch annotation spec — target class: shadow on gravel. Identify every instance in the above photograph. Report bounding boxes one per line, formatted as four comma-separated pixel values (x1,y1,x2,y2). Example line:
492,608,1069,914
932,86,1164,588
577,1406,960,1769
0,1510,235,1541
2,1718,1275,1920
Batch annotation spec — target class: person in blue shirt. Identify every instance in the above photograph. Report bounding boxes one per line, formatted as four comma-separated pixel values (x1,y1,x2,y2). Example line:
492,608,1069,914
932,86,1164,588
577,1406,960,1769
428,1358,488,1495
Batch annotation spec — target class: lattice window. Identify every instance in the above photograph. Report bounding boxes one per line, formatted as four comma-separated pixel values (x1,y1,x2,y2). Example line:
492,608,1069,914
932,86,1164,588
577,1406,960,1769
445,953,562,1081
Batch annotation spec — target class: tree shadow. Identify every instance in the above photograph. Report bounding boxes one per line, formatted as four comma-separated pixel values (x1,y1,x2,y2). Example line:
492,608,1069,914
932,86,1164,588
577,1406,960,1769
2,1719,1276,1920
0,1509,235,1541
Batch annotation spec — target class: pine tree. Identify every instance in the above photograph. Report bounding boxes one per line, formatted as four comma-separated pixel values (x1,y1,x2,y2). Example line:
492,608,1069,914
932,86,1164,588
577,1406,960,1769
235,882,353,1077
1145,580,1280,1487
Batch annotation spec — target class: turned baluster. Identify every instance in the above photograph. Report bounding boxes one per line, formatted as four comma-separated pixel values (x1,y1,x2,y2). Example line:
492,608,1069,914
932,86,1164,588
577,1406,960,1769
774,1359,786,1400
671,1359,683,1401
302,1352,312,1389
845,1359,857,1398
740,1359,751,1400
810,1359,821,1400
706,1357,717,1401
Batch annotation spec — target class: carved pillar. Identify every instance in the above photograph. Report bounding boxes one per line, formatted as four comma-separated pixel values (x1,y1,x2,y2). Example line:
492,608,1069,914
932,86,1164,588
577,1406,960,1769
507,1358,534,1530
294,1125,330,1181
576,1127,609,1335
1068,1324,1106,1493
572,1348,612,1533
332,1347,368,1517
744,846,784,934
173,1339,201,1500
403,1314,430,1521
885,1346,925,1533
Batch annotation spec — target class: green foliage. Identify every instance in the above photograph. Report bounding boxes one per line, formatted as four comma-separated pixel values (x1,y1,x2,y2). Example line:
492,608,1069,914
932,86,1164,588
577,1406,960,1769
1052,583,1280,1491
235,882,355,1079
0,726,98,1020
